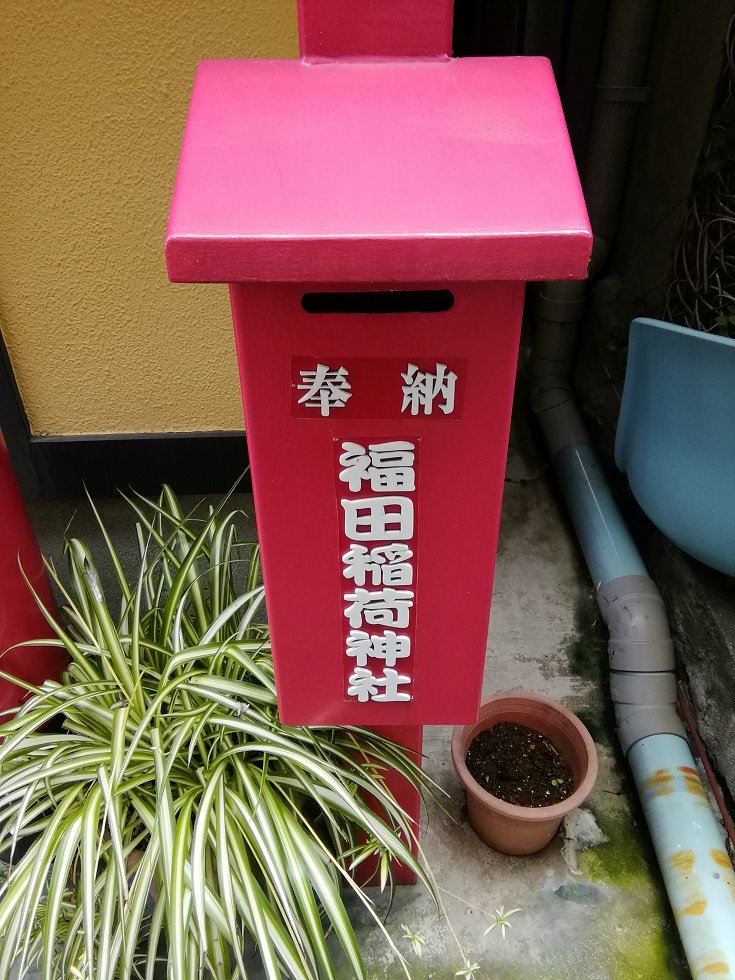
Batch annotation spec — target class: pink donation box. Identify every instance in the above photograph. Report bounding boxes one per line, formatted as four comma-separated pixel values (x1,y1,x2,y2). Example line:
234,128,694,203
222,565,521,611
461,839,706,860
166,56,591,727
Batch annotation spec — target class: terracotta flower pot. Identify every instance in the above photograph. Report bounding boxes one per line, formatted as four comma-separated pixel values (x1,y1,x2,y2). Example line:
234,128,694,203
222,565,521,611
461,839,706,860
451,691,598,855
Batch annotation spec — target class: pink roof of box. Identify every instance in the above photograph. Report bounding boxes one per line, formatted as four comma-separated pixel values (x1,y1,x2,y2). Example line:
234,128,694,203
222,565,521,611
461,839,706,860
166,56,592,284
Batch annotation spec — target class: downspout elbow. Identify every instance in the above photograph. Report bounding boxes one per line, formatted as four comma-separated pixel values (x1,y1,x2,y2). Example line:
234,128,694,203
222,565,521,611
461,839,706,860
598,575,686,755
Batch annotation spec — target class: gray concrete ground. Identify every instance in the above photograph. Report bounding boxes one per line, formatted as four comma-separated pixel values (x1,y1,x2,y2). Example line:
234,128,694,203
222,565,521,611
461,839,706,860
23,375,692,979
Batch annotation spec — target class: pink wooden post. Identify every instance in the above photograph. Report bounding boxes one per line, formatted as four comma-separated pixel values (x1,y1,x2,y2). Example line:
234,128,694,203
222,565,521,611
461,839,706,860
166,0,591,881
296,0,453,59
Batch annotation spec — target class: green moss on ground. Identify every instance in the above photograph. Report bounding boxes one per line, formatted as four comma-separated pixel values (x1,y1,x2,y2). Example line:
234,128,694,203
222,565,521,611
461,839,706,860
580,806,689,979
580,806,649,890
564,591,617,748
575,704,615,749
607,920,681,980
566,592,608,684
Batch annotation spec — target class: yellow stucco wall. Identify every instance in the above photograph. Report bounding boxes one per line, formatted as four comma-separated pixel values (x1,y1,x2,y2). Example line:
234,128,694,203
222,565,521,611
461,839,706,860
0,0,298,435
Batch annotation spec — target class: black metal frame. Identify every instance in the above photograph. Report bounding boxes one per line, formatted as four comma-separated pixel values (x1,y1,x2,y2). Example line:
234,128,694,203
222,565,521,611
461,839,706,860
0,331,44,498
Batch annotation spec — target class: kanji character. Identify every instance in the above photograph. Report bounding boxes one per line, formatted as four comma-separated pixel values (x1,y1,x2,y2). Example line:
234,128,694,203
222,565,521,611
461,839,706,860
345,629,411,668
347,667,412,702
401,362,457,416
342,543,414,586
345,630,373,667
347,667,380,702
339,441,415,493
341,496,414,541
297,364,351,416
343,587,414,629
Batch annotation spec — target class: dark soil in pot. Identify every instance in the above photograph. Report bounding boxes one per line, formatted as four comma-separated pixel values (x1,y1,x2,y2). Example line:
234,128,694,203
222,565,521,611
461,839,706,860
465,721,574,807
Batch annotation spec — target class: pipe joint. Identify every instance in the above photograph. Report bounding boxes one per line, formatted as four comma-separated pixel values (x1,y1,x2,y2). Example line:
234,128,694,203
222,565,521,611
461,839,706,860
600,576,681,753
610,670,677,705
528,319,579,380
530,378,574,410
598,575,674,669
615,703,686,756
530,381,591,459
534,291,587,323
608,638,675,672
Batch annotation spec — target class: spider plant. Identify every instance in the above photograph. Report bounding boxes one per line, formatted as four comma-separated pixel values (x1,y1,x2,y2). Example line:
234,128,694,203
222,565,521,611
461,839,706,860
0,487,438,980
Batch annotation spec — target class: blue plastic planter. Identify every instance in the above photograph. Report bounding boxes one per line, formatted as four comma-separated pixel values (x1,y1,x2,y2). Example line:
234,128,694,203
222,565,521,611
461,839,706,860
616,317,735,577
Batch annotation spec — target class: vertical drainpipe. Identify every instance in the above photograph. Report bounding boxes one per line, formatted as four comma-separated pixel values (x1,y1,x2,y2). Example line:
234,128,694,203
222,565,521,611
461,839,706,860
529,1,735,975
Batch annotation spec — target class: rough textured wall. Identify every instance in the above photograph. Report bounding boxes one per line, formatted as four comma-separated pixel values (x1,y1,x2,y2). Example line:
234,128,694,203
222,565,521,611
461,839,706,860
0,0,298,435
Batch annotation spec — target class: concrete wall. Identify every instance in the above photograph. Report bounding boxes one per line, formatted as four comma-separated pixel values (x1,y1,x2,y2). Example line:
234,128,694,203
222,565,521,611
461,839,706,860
0,0,298,436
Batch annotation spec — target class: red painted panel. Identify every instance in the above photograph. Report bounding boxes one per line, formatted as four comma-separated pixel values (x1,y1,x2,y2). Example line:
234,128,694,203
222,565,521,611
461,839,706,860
355,724,423,887
231,281,524,726
0,434,67,713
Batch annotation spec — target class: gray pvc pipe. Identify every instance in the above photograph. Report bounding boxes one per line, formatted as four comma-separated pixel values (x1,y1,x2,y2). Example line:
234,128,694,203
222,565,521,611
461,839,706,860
532,377,683,754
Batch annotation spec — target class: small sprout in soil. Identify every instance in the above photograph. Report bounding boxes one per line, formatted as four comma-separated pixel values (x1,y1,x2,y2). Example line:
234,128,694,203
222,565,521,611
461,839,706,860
401,924,426,958
484,905,524,939
455,959,481,978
